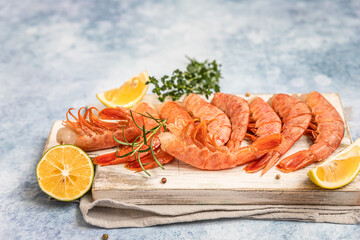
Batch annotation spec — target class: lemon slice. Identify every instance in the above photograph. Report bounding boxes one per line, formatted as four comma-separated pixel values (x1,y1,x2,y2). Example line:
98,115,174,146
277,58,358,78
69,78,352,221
96,71,149,108
307,138,360,189
36,145,94,201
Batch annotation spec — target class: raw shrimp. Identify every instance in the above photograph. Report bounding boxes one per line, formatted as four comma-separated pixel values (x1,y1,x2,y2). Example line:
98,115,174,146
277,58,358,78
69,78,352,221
183,94,231,146
56,105,143,152
211,92,250,150
159,94,282,170
157,101,193,125
277,91,345,172
93,101,192,169
245,97,282,141
244,94,312,175
93,102,174,169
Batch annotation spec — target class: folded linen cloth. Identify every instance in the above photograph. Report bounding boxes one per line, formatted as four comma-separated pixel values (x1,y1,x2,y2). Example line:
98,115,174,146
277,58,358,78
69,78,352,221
79,193,360,228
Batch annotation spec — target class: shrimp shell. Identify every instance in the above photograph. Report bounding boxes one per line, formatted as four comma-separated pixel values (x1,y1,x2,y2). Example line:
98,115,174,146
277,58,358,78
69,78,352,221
211,92,250,150
277,91,345,172
159,94,282,170
244,93,312,175
184,94,231,146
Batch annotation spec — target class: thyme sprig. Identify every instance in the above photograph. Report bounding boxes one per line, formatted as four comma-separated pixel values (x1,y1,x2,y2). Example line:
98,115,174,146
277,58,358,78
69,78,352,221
146,56,221,102
113,110,168,176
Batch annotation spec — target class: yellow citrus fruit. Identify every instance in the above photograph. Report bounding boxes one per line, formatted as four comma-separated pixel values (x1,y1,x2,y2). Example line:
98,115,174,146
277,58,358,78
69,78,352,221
36,145,94,201
307,138,360,189
96,71,149,108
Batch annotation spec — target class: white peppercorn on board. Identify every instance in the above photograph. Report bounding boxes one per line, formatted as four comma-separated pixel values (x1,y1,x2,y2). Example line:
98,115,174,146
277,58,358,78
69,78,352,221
44,93,359,205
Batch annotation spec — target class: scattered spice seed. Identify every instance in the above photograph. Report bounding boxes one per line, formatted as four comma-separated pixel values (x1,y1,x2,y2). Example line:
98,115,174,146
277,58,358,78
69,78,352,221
161,177,167,184
102,234,109,240
245,92,251,97
275,174,281,180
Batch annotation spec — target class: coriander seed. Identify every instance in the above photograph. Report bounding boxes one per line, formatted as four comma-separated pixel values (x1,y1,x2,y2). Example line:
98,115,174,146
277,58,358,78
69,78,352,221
102,234,109,240
275,174,281,180
245,92,251,97
161,177,167,184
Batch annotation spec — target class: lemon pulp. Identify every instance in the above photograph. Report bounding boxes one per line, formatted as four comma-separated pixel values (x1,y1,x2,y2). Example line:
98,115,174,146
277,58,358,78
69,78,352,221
97,71,149,108
36,145,94,201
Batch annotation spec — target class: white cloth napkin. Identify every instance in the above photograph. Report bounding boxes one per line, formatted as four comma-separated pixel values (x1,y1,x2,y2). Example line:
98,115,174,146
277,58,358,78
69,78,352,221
79,193,360,228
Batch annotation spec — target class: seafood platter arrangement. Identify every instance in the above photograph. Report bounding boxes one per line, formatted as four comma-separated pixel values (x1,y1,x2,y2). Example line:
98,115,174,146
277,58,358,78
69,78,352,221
36,58,360,206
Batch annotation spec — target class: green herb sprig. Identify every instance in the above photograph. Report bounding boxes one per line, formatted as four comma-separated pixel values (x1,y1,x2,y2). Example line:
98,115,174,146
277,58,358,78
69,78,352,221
113,111,168,176
146,56,221,102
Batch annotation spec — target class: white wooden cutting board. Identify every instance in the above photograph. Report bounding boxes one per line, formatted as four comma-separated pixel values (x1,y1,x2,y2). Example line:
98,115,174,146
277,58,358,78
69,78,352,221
45,93,359,205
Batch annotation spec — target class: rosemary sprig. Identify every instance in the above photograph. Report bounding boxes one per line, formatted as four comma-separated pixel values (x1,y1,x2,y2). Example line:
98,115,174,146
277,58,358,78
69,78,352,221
113,110,168,176
146,56,222,102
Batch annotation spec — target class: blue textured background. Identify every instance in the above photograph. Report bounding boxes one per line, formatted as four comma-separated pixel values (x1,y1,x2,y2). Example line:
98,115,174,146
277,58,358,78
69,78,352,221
1,0,360,239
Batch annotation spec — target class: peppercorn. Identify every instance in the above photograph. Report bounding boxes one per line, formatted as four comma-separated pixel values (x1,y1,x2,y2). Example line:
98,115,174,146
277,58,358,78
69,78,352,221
161,177,167,184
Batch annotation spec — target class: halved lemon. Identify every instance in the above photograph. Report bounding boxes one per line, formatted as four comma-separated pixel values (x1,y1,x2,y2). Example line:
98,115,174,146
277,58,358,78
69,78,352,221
96,71,149,108
36,145,94,201
307,138,360,189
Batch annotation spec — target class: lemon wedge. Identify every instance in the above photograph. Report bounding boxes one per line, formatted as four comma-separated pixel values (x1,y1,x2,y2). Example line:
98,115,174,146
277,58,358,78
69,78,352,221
96,71,149,108
307,138,360,189
36,145,94,201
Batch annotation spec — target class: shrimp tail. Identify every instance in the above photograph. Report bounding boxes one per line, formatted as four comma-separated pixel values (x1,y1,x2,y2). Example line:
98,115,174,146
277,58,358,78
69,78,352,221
244,151,281,175
277,150,316,172
93,151,141,166
261,152,281,175
92,152,118,165
236,134,282,166
126,150,175,172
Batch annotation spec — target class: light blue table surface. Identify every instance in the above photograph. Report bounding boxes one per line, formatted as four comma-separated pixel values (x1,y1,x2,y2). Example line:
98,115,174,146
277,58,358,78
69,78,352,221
1,0,360,239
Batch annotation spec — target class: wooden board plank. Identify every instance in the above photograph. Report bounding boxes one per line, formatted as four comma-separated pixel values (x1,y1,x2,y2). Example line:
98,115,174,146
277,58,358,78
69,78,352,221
45,93,359,205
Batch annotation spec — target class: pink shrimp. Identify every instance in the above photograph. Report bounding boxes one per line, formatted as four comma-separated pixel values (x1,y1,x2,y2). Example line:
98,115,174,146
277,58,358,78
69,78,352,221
157,101,193,125
183,94,231,146
277,91,345,172
93,102,174,169
245,97,282,141
56,106,142,151
244,94,312,175
159,93,282,170
211,92,250,150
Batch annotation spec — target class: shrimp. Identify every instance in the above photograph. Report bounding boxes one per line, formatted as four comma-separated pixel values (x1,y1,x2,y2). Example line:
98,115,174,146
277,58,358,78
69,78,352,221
245,97,282,141
97,103,158,163
277,91,345,172
93,102,174,169
56,106,142,151
116,101,192,170
157,101,193,125
183,93,231,146
211,92,250,150
159,94,282,170
244,94,312,175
